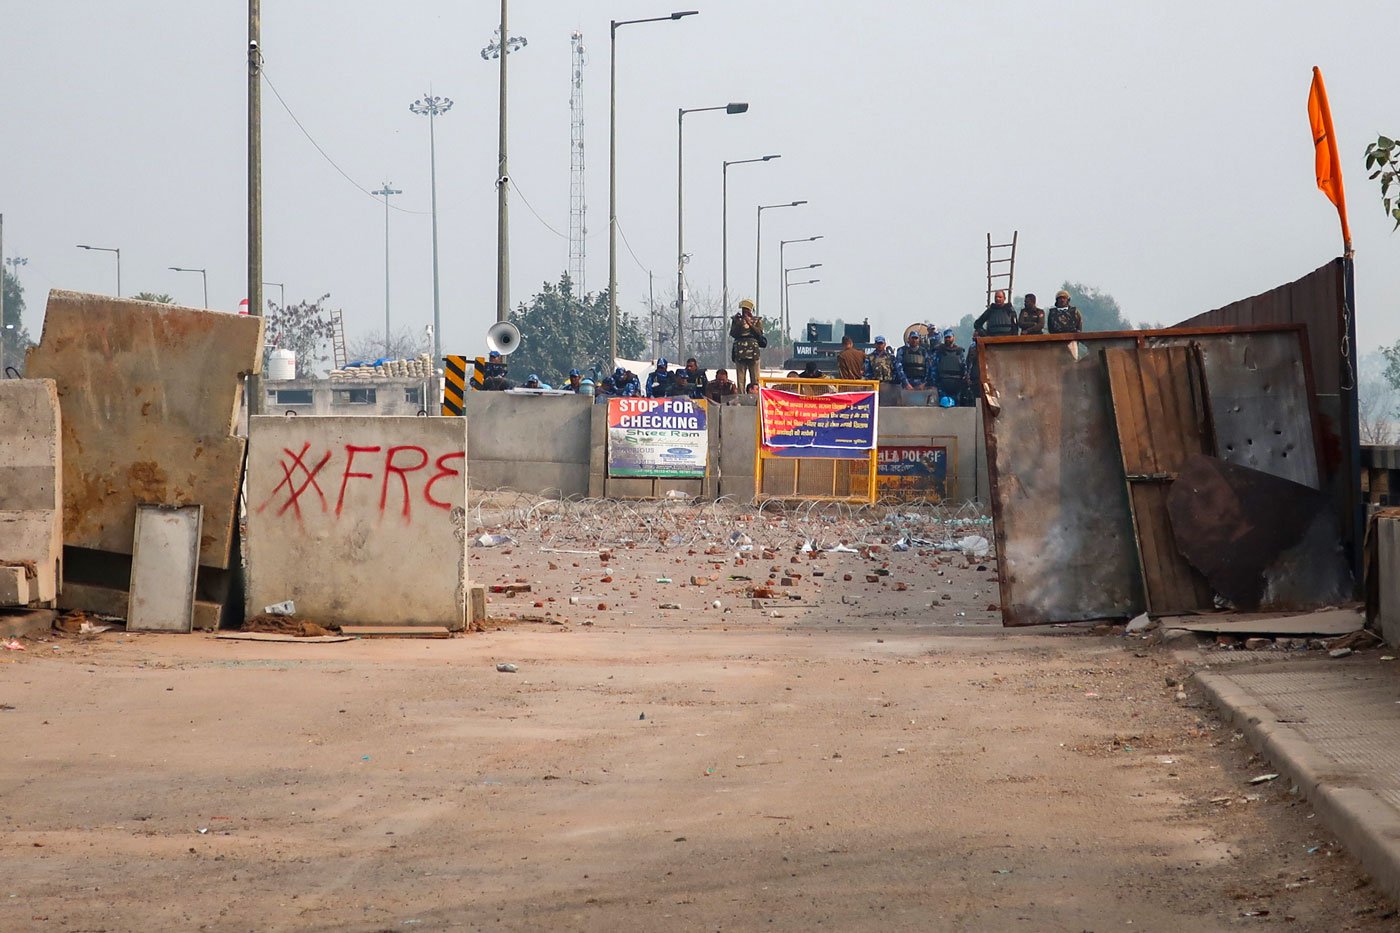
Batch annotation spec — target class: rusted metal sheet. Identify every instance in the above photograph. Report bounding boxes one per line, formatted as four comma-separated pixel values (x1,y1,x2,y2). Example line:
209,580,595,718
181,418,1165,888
980,324,1321,625
981,334,1145,624
1167,454,1352,611
25,290,264,569
1175,260,1343,395
1157,331,1322,489
1103,346,1213,614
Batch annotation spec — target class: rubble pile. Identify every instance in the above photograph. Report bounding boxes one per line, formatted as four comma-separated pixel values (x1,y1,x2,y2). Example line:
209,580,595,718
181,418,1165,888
466,491,994,556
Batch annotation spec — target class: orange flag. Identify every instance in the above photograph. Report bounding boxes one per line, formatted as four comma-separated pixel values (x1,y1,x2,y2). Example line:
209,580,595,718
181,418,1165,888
1307,66,1352,251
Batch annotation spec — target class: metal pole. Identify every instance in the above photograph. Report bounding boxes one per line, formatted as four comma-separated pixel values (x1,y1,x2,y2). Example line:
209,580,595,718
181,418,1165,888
649,271,656,361
676,108,685,361
755,206,763,321
779,239,788,346
428,108,442,366
247,0,263,416
608,21,618,365
115,250,122,298
495,0,510,323
200,270,207,308
384,189,391,349
721,163,728,363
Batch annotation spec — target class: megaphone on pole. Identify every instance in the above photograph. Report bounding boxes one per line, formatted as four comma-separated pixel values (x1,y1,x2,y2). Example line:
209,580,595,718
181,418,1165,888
486,321,521,356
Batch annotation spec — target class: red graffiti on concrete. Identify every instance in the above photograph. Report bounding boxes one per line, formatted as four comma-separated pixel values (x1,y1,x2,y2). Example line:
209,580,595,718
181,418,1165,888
258,444,465,523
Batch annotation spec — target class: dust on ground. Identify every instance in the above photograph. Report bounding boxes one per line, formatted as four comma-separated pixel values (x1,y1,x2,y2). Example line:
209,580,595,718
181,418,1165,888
0,497,1393,932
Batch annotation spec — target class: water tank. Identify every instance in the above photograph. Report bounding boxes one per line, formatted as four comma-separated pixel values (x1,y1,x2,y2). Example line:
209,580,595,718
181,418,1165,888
267,348,297,382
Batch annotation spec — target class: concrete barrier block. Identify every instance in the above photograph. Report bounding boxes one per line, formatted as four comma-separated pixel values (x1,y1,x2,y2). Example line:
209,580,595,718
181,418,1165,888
0,378,62,605
25,291,263,570
246,416,469,630
0,566,31,607
1379,517,1400,649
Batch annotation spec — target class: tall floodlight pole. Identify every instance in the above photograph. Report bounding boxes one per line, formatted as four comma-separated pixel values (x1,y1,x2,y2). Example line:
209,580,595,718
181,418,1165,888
677,102,747,360
482,7,527,323
754,200,805,326
609,11,698,366
779,236,822,342
247,0,263,415
410,93,454,366
168,266,208,307
372,183,401,353
76,245,121,297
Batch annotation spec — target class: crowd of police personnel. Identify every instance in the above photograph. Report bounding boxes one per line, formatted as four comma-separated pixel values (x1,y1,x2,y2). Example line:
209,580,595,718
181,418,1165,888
478,289,1081,407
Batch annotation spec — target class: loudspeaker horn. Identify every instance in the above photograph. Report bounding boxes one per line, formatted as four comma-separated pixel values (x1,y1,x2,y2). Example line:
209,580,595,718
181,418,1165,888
486,321,522,356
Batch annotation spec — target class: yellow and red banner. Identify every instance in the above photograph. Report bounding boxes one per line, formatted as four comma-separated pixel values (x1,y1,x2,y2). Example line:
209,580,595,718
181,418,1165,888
759,387,878,460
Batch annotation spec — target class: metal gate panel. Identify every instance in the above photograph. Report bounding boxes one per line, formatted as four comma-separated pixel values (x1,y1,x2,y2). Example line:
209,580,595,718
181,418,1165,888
1103,346,1214,614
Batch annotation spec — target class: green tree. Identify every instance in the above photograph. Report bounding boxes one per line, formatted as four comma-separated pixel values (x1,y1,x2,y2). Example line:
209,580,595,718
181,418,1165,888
2,267,35,374
504,273,646,385
1365,135,1400,231
1059,282,1134,331
264,294,337,378
132,291,175,304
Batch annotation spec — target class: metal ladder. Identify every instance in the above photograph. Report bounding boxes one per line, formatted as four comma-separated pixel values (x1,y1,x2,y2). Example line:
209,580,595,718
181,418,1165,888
330,309,348,369
986,231,1018,304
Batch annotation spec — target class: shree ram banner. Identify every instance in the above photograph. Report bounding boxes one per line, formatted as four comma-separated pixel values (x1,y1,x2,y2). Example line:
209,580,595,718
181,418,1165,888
606,397,709,478
759,387,878,459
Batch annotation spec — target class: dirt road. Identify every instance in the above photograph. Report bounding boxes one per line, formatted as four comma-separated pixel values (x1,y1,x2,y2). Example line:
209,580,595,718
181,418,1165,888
1,539,1394,931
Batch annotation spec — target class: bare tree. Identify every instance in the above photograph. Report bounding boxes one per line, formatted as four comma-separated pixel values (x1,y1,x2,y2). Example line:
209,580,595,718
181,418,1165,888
1359,375,1397,445
346,325,429,363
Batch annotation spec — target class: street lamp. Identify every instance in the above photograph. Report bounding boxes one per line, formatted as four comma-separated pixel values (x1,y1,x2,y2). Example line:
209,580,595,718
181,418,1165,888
481,5,528,324
409,93,454,367
785,277,821,332
263,281,285,311
721,154,779,360
168,266,208,307
779,236,822,345
609,9,698,365
754,201,806,326
372,183,401,354
782,262,822,347
677,101,748,360
76,244,121,296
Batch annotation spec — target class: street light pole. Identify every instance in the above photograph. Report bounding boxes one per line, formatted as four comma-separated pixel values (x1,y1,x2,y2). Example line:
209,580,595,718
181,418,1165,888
677,101,748,361
785,276,820,332
754,200,806,330
782,263,822,343
410,93,454,366
481,6,527,323
76,244,121,297
169,266,208,307
609,10,698,366
779,236,822,343
263,281,285,310
721,154,778,362
372,183,401,354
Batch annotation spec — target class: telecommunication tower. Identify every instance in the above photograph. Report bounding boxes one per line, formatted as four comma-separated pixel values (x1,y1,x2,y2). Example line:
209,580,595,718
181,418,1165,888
568,31,587,296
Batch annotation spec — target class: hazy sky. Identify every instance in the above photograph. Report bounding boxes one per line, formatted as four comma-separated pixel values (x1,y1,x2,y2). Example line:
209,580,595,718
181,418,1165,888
3,1,1396,360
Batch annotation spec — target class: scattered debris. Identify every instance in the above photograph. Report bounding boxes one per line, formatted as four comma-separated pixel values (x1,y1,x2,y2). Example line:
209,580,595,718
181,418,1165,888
1248,773,1279,785
495,663,519,673
263,600,296,617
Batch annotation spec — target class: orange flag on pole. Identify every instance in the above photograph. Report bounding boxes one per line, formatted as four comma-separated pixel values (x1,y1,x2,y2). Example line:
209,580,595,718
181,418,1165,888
1307,66,1352,253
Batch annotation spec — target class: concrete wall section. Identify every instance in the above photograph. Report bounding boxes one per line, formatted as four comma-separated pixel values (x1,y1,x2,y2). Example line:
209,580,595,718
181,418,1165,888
246,416,468,629
0,379,62,605
461,392,592,497
25,290,263,570
1379,517,1400,650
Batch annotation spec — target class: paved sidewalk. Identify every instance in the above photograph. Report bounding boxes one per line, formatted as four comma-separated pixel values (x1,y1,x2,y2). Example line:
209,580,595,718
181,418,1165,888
1188,651,1400,902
